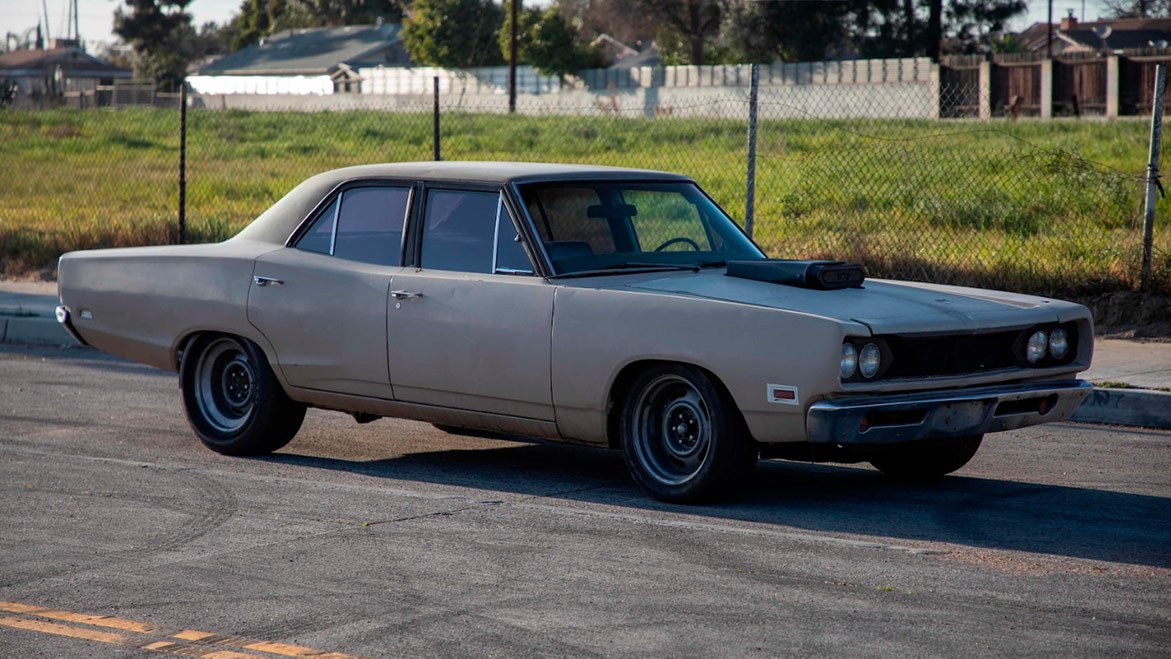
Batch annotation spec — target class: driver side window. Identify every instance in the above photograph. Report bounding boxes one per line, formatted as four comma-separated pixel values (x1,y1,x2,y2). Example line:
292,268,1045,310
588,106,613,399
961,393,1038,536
623,189,714,252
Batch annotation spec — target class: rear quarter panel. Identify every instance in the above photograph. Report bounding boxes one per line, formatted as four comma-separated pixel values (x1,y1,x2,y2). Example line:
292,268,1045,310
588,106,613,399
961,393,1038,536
58,238,281,372
551,286,860,445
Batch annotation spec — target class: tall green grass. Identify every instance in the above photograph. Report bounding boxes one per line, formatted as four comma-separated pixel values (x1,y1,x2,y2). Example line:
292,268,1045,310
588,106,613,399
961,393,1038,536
0,107,1167,293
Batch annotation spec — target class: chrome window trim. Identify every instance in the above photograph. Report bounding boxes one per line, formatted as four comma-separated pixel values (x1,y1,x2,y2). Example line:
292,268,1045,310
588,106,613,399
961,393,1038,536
328,191,342,256
398,185,415,267
509,181,554,276
492,191,535,276
491,193,502,273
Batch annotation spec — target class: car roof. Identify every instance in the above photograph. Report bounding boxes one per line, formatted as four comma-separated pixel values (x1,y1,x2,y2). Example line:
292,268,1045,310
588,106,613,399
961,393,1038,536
313,161,692,185
234,161,694,245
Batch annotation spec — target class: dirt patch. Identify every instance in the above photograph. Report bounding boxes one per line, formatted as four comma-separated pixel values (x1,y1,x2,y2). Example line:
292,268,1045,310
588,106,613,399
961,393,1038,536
42,123,82,138
1073,292,1171,340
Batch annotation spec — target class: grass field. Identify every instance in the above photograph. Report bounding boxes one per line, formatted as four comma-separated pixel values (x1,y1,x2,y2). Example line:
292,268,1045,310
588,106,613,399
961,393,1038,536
1,107,1168,294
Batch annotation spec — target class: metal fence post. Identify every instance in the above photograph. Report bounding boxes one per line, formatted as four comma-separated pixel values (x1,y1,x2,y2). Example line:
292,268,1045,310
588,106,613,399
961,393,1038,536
745,63,759,237
178,82,187,245
432,76,441,161
1141,64,1166,293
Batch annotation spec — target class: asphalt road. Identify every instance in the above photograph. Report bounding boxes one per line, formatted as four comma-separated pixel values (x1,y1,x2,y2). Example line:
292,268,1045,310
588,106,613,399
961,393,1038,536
1,345,1169,657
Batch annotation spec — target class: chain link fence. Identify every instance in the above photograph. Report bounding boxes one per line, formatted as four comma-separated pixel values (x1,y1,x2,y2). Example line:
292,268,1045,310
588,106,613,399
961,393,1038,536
1,79,1167,295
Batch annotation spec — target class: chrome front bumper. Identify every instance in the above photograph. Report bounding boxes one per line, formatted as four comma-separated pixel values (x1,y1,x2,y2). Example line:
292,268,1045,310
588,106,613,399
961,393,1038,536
54,305,89,347
806,380,1092,445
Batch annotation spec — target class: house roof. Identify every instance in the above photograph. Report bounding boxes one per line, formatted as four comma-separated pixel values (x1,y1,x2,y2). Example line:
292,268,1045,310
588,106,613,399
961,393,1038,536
1015,17,1171,52
1061,27,1171,50
196,23,402,76
0,47,130,77
1016,22,1055,52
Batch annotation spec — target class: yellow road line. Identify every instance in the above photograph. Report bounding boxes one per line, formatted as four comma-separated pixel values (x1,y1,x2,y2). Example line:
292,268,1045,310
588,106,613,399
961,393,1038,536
0,614,128,645
0,600,368,659
175,629,217,641
0,600,155,633
243,640,358,658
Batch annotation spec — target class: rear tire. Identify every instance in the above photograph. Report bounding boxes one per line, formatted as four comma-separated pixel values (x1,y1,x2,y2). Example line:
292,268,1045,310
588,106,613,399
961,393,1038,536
868,435,983,480
180,334,305,456
620,364,756,503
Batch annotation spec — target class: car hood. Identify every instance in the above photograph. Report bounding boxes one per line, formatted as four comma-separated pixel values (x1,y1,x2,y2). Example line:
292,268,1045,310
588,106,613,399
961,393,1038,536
617,270,1072,335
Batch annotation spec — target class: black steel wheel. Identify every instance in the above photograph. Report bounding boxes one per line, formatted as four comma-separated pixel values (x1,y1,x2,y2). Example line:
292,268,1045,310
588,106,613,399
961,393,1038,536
180,334,305,456
868,435,984,480
620,364,756,503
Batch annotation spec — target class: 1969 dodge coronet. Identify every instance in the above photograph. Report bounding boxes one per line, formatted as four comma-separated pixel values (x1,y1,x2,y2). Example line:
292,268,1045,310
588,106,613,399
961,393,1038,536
57,162,1093,502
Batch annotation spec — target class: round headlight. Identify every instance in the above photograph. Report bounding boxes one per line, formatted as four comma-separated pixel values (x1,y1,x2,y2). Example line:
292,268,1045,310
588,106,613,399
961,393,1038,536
859,343,882,378
1026,330,1048,364
840,343,858,379
1049,327,1069,360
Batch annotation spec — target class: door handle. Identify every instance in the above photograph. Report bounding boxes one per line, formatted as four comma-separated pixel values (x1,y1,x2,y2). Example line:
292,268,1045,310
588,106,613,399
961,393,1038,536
253,276,283,287
390,290,423,300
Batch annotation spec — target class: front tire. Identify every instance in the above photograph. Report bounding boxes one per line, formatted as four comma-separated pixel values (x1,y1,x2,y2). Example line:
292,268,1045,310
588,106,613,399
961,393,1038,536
180,334,305,456
868,435,983,480
620,364,756,503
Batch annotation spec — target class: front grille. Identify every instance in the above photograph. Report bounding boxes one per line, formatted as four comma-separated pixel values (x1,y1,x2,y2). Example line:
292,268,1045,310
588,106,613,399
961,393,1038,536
882,330,1024,379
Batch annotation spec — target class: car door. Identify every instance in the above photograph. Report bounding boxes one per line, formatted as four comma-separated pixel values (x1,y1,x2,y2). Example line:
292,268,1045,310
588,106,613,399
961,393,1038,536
248,182,411,399
386,186,555,421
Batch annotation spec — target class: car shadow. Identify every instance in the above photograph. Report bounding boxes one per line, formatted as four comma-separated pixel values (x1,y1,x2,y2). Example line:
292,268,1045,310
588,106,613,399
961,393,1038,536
257,440,1171,570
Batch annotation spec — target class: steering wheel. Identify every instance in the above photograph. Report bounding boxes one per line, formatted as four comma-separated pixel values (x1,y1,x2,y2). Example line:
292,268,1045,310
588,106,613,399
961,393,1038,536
653,237,701,252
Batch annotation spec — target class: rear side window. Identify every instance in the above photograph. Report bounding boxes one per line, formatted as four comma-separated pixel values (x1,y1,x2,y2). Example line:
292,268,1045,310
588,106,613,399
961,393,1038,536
295,185,410,266
420,189,499,273
297,197,336,255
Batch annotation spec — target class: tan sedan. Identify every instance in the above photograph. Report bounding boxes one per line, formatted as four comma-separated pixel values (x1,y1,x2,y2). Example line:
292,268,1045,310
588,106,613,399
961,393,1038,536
56,162,1093,502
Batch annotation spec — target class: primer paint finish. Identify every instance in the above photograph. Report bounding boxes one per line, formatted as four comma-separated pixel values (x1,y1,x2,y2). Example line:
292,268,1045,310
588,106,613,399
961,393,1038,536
55,163,1094,450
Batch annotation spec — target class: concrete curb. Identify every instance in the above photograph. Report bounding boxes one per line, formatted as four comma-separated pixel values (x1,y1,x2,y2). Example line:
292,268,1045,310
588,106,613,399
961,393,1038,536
3,312,1169,431
1070,387,1171,431
0,315,75,348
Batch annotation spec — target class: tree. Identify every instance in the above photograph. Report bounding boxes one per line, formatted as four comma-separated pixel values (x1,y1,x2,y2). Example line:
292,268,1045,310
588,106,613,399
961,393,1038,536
617,0,722,65
1103,0,1171,17
114,0,193,90
558,0,659,49
720,0,863,63
402,0,504,68
229,0,277,51
944,0,1026,53
497,2,598,76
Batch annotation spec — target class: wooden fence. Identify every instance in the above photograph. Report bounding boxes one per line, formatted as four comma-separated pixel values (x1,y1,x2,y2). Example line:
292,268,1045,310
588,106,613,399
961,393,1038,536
942,49,1171,119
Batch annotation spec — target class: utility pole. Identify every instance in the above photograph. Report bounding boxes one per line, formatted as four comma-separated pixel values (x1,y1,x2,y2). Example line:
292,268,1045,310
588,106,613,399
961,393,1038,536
509,0,519,113
40,0,51,44
1047,0,1053,59
1141,65,1166,292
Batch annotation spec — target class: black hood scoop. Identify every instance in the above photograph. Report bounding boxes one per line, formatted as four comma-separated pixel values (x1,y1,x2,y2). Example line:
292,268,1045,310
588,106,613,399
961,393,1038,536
725,260,866,290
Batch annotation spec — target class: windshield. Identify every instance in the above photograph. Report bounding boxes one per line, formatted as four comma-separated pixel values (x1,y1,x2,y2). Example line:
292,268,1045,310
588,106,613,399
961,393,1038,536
516,180,765,276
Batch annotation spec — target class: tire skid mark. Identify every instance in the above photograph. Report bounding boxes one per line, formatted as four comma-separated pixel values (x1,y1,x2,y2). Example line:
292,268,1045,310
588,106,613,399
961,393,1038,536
0,600,365,658
1,443,943,556
119,467,238,557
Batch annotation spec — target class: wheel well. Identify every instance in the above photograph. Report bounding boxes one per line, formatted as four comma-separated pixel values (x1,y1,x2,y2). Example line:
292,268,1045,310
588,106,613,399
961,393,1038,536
605,359,746,449
174,331,206,371
175,331,264,370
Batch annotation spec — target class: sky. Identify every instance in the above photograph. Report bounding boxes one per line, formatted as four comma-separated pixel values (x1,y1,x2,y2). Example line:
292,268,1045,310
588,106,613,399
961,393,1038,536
0,0,1125,54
